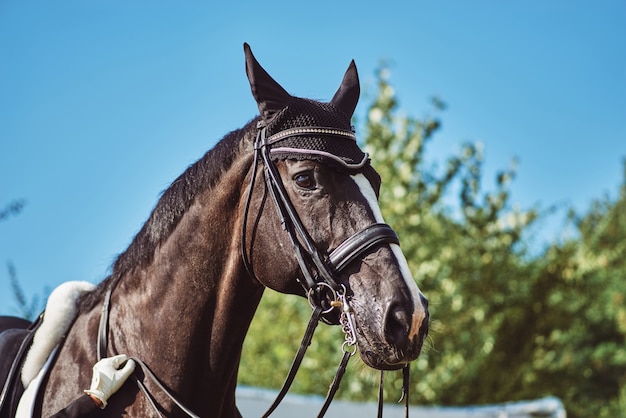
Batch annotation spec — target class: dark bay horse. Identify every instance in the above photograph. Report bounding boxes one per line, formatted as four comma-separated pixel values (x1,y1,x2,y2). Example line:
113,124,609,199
9,44,429,417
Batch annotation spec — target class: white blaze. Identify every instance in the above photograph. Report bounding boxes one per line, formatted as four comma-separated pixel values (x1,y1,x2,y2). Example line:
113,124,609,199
351,174,427,339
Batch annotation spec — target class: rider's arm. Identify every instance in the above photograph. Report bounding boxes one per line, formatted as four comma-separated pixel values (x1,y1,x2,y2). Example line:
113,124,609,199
48,395,103,418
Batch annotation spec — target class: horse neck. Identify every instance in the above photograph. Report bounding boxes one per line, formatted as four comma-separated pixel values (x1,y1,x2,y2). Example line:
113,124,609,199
111,149,264,415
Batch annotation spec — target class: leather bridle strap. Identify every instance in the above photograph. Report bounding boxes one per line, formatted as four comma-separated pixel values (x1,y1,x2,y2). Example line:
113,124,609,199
402,365,410,418
376,366,411,418
257,127,340,291
131,357,201,418
377,371,385,418
316,350,352,418
260,305,322,418
96,287,201,418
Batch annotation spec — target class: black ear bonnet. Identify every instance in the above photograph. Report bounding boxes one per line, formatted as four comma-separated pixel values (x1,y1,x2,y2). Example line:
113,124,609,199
244,43,380,192
263,97,369,175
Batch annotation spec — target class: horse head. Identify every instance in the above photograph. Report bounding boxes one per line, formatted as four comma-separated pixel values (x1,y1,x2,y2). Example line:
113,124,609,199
38,44,430,417
242,44,429,370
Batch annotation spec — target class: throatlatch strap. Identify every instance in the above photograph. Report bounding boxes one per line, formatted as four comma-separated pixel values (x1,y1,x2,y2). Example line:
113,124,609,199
262,306,323,418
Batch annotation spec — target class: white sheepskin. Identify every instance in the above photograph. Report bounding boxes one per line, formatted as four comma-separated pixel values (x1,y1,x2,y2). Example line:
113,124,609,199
21,280,96,387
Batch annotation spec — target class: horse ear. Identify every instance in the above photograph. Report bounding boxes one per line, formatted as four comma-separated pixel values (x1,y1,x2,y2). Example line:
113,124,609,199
331,60,360,118
244,43,292,122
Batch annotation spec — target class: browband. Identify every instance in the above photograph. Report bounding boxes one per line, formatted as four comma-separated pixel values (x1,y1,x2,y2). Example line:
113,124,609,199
264,126,357,146
270,147,370,170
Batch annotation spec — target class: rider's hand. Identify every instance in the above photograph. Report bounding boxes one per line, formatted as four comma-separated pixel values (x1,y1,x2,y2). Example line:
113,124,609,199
84,354,136,409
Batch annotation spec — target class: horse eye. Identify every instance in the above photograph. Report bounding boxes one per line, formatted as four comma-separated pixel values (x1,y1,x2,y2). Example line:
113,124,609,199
294,172,315,189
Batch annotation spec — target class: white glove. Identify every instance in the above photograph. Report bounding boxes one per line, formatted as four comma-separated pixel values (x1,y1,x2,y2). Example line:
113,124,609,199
84,354,136,409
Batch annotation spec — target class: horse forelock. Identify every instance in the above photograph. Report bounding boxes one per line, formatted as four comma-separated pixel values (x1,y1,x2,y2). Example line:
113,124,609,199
77,118,260,311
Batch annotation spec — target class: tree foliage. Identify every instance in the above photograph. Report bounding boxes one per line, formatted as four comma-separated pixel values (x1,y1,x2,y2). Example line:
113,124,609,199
361,68,542,405
532,176,626,417
238,68,626,417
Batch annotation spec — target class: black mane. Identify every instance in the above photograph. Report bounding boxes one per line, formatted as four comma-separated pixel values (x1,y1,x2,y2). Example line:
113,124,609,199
79,117,259,310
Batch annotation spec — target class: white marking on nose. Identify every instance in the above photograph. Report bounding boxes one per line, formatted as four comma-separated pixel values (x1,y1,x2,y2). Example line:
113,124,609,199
351,174,427,339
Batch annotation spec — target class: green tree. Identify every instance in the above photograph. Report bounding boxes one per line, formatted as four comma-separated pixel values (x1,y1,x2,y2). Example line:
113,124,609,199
239,67,626,417
361,67,540,404
520,167,626,418
359,69,626,417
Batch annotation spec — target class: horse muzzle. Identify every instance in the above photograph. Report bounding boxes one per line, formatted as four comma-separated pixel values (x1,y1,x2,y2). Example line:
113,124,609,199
357,293,429,370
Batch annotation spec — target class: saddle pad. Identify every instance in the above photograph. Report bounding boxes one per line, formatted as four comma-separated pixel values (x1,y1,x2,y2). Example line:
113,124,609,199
21,281,95,387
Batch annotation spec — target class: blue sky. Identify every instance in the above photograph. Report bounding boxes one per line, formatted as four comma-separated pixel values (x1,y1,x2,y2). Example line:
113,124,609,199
1,1,624,315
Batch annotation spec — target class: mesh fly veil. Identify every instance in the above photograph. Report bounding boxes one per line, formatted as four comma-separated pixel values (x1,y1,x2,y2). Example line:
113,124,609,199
263,97,369,173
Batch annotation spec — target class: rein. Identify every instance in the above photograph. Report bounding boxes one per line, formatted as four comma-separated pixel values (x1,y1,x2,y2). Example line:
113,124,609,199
97,287,202,418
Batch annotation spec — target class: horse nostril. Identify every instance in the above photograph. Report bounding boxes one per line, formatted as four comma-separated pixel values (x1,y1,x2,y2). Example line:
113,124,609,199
384,303,411,348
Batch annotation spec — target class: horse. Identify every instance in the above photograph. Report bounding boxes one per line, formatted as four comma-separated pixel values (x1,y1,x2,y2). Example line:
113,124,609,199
0,43,429,417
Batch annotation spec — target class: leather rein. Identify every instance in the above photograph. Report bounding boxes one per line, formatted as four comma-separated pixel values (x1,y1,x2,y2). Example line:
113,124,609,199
95,122,411,417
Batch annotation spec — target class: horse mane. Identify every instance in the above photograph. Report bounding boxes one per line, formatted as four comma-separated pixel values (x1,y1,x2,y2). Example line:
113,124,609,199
78,117,260,311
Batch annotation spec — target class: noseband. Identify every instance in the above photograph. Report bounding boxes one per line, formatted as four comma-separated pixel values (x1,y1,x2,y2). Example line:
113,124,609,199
242,121,411,417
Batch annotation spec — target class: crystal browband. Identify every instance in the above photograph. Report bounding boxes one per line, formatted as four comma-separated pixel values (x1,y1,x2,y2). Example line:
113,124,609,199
270,147,370,169
266,126,357,146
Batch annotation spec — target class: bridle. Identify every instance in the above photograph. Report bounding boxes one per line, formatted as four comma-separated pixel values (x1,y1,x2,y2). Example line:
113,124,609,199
242,121,412,417
242,121,400,300
95,121,412,417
